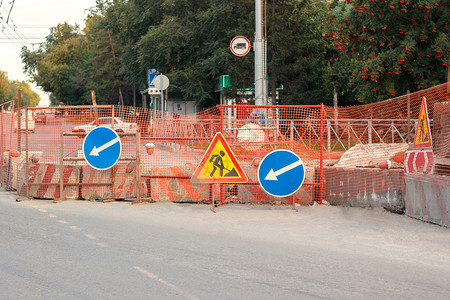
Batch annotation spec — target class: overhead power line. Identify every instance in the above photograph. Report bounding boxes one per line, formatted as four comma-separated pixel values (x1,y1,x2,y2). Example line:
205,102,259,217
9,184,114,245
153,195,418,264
6,0,15,23
0,18,33,46
0,3,51,47
0,5,50,47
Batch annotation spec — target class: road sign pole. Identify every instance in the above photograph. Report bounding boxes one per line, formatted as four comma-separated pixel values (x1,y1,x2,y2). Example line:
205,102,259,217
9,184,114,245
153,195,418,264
255,0,267,106
159,72,163,111
210,184,215,212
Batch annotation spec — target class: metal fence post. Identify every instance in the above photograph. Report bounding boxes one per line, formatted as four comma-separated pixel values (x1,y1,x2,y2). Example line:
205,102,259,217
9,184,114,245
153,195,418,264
135,131,141,203
17,90,21,151
220,105,224,133
391,121,395,143
319,105,324,204
327,120,331,152
0,106,3,186
347,121,351,149
25,107,29,199
59,132,64,201
290,120,294,151
407,90,411,143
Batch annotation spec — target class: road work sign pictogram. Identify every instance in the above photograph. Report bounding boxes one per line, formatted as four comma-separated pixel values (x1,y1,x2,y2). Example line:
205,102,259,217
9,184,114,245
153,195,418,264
191,132,248,183
257,149,305,197
83,126,122,170
413,96,432,149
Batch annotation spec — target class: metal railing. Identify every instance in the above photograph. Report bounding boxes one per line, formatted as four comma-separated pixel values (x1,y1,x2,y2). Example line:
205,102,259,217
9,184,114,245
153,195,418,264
324,119,421,152
158,114,419,153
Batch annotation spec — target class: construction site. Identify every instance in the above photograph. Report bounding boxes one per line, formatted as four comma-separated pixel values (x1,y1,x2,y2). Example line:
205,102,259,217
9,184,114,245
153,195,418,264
0,83,449,226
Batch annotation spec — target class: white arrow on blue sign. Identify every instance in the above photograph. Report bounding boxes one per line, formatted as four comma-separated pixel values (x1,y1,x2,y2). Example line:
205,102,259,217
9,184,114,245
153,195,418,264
148,67,160,88
257,149,305,197
82,127,122,170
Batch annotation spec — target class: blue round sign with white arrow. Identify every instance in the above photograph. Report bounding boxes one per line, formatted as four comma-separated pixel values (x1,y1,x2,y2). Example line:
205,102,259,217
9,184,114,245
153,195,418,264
257,149,305,197
82,126,122,170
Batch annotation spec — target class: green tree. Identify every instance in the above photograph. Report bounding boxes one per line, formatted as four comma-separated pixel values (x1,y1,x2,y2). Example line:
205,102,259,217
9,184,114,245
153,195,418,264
82,0,165,106
83,13,124,105
137,0,255,108
7,80,40,107
21,23,89,105
0,72,8,103
0,72,40,106
325,0,449,103
267,0,334,105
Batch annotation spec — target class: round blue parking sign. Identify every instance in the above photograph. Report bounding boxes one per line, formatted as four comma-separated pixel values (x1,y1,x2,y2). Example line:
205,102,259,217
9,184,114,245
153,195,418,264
257,149,305,197
82,127,122,170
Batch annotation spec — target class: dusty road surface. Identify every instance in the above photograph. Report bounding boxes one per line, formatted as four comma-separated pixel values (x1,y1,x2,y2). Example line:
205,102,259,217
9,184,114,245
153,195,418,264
1,187,450,299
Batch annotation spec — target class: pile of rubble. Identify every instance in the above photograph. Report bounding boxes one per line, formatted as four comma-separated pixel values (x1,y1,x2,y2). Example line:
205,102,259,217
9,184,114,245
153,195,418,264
331,143,409,169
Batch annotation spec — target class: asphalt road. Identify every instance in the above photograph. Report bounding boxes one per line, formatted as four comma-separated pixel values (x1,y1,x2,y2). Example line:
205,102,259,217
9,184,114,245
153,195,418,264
1,187,450,299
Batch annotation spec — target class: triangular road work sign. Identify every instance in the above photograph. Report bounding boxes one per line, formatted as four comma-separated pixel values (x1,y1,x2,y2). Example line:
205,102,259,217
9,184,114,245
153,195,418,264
191,132,248,183
413,97,432,149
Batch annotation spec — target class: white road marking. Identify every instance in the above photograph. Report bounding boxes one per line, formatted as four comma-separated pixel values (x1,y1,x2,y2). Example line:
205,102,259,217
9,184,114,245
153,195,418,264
134,266,199,300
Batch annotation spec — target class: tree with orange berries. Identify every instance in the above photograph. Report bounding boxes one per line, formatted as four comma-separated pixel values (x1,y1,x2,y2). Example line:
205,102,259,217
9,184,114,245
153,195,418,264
324,0,449,103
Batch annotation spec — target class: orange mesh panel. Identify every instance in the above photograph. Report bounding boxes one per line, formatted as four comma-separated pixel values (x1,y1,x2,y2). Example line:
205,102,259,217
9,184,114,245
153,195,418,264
0,100,15,189
219,105,325,205
2,82,448,205
323,82,450,202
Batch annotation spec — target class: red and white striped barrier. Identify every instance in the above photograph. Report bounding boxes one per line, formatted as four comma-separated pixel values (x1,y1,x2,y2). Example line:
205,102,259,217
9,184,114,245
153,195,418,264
404,149,434,174
148,166,218,202
4,151,43,190
18,163,80,199
81,162,146,200
144,165,317,204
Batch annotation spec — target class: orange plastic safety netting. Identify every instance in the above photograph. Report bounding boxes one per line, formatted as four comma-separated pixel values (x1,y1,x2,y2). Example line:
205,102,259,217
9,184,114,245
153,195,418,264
142,104,324,205
0,103,324,205
322,82,450,204
1,82,448,206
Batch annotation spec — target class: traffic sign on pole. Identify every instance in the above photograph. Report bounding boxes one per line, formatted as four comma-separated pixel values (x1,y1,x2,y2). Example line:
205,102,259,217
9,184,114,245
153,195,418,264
82,127,122,170
230,36,251,57
153,74,170,90
257,149,305,197
148,67,159,87
413,97,432,149
148,67,161,95
191,132,247,183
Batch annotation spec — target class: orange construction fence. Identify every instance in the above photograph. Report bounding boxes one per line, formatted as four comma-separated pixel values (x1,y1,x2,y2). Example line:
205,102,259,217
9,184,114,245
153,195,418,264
0,82,449,206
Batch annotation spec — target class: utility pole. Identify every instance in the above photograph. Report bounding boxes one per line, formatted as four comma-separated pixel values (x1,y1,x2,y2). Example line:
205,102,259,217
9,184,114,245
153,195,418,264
255,0,268,106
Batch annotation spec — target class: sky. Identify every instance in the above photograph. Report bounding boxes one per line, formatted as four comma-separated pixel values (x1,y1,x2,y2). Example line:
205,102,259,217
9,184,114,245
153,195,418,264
0,0,97,104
